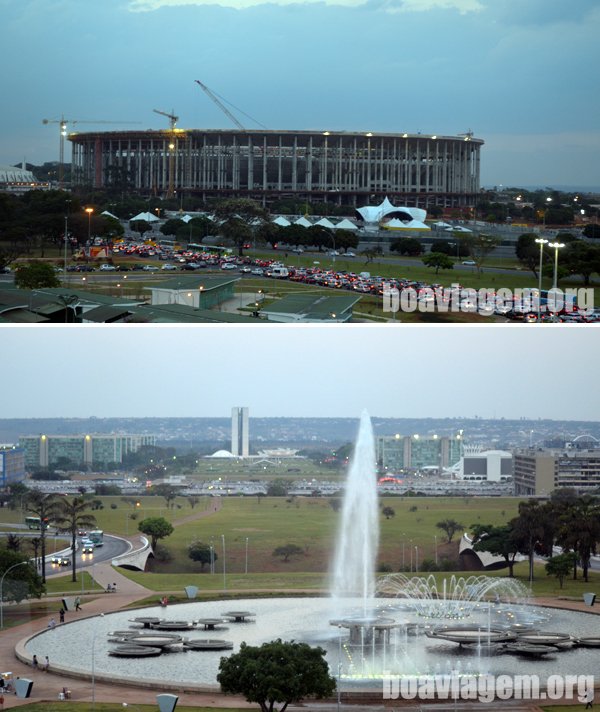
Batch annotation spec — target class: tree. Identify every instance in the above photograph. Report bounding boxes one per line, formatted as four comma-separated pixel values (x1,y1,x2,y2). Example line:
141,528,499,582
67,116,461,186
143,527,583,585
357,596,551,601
267,480,288,497
515,233,544,277
53,496,97,582
510,500,554,582
382,506,395,520
13,261,61,289
273,544,304,562
217,638,336,712
471,523,520,577
137,517,174,550
429,240,454,256
390,237,422,256
188,541,217,570
151,483,179,509
422,252,454,275
583,224,600,239
561,241,600,286
436,518,464,544
360,246,383,264
160,218,185,237
464,233,501,274
213,199,268,256
130,219,152,240
556,495,600,582
25,490,61,583
0,550,44,604
545,552,577,589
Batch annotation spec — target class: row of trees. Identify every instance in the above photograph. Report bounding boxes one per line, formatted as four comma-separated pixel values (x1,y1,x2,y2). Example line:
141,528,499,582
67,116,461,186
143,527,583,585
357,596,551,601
516,233,600,285
471,493,600,582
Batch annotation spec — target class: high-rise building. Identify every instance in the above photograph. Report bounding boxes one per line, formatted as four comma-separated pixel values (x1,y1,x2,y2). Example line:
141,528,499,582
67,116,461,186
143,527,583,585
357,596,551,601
231,407,249,458
0,447,25,486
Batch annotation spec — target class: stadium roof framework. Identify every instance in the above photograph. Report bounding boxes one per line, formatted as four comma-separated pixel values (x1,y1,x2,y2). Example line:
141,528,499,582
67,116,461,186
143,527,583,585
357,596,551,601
68,128,483,209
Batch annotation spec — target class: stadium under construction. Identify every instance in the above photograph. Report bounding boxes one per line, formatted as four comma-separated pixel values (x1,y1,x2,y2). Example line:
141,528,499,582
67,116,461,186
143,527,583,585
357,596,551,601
68,128,483,209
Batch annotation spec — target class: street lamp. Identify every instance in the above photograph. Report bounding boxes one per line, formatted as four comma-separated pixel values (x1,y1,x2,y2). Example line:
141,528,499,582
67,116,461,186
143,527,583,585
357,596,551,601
534,238,548,321
64,199,71,277
85,207,94,243
434,535,438,566
548,241,565,290
221,534,226,591
542,197,552,231
414,546,419,574
245,537,249,575
0,561,28,628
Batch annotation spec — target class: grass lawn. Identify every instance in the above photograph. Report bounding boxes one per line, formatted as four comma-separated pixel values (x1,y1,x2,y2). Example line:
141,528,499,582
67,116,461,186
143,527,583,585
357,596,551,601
11,705,248,712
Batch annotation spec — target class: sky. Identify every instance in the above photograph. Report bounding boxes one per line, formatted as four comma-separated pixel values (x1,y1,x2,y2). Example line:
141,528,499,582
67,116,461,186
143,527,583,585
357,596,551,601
1,325,598,420
1,0,599,189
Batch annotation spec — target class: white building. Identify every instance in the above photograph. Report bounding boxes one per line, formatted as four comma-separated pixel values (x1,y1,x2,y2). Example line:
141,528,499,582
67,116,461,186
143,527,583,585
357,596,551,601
451,447,513,482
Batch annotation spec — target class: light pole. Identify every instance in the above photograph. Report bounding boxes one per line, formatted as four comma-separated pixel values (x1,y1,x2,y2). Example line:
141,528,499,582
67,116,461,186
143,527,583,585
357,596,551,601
0,561,28,628
548,241,565,290
535,238,548,321
85,207,94,243
245,537,249,575
414,546,419,574
434,535,438,566
63,199,71,277
542,197,552,231
221,534,226,591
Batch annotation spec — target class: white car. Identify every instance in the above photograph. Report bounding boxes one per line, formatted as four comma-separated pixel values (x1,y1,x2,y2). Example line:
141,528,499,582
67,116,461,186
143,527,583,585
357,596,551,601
99,264,117,271
143,265,159,271
345,251,356,257
161,263,177,271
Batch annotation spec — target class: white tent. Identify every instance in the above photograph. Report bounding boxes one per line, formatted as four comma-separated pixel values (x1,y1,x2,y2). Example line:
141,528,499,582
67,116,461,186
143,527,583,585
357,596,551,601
314,217,336,229
272,216,292,227
433,221,452,228
130,211,159,223
294,216,312,228
334,218,358,230
384,218,430,231
357,198,427,225
181,214,193,224
101,210,119,220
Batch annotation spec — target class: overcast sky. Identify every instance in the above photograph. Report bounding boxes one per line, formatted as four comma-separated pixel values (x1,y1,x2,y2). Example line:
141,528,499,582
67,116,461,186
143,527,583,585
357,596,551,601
1,0,598,188
1,325,598,420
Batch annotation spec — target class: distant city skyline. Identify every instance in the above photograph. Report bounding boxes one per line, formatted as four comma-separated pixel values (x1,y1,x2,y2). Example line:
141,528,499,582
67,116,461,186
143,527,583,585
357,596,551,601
1,326,598,421
1,0,598,187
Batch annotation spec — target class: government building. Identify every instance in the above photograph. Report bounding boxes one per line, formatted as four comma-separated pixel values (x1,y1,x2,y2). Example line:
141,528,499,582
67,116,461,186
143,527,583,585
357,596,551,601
19,434,156,470
68,129,483,209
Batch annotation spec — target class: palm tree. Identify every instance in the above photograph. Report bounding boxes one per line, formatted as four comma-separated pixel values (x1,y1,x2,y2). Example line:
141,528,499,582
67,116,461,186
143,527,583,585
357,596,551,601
26,490,61,584
54,497,97,583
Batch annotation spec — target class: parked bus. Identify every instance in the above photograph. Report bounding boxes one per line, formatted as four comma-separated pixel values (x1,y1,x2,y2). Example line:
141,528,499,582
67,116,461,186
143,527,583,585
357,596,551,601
25,516,42,530
88,530,104,546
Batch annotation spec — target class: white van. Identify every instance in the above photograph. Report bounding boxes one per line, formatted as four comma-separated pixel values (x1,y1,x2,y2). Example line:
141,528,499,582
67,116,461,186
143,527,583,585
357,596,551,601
269,266,289,278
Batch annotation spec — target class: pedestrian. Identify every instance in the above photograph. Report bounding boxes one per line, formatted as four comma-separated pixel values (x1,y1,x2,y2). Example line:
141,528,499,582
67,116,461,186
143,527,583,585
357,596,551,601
112,582,117,592
75,596,81,611
59,608,65,624
43,656,49,672
584,687,594,709
32,655,39,669
48,617,56,629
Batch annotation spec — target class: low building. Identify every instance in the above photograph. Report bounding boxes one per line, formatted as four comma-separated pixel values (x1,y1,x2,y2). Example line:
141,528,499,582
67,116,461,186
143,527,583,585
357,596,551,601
261,294,360,323
377,434,463,471
0,447,26,486
19,434,156,470
147,275,239,309
455,448,513,482
514,444,600,495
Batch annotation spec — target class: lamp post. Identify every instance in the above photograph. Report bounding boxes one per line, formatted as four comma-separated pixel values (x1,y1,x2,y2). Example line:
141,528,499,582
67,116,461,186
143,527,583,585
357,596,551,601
542,197,552,231
434,535,438,566
85,207,94,243
0,561,28,628
63,199,71,277
414,546,419,574
534,238,548,321
221,534,226,591
245,537,249,575
548,241,565,290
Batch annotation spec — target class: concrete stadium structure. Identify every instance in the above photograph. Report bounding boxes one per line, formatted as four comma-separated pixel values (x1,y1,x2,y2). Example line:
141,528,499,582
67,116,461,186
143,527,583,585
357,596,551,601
68,129,483,208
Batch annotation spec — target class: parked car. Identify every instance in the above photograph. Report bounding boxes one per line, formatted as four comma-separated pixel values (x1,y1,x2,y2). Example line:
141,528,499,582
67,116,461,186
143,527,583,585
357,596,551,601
143,265,159,271
99,264,117,271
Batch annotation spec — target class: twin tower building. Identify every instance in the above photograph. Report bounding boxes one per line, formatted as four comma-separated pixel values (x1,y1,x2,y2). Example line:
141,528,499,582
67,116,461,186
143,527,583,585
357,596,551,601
231,407,249,458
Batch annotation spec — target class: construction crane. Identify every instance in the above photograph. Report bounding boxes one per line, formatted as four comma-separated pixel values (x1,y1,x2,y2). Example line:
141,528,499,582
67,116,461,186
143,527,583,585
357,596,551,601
153,109,179,130
459,129,474,140
42,116,141,187
195,80,267,131
153,109,181,199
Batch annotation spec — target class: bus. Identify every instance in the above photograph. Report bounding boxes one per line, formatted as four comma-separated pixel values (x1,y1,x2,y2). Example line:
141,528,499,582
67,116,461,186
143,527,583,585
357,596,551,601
88,530,104,546
25,516,49,530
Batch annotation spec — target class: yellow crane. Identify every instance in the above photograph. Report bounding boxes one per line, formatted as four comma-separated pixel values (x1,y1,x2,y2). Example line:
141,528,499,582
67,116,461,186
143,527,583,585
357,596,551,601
42,116,140,187
153,109,180,198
